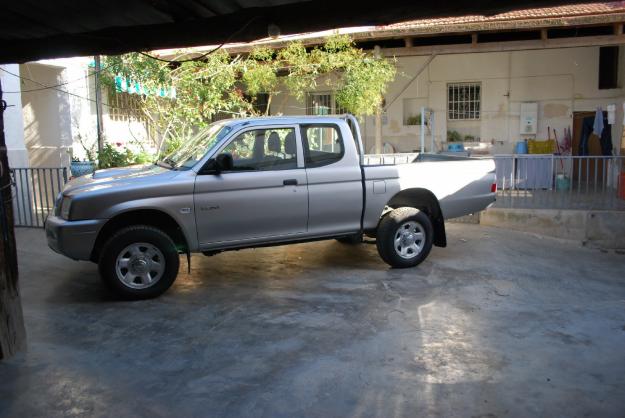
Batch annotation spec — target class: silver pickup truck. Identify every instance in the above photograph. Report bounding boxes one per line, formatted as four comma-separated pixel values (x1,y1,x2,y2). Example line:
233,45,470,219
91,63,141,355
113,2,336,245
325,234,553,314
46,115,496,299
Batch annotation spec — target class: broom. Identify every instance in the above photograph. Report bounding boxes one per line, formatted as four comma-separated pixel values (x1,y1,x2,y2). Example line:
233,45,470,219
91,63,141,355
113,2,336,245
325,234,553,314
554,129,564,171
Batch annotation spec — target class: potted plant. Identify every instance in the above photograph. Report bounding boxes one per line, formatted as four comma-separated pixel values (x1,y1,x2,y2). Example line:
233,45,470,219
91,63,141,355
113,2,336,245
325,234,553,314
447,130,462,142
70,134,97,177
446,130,464,152
406,114,422,126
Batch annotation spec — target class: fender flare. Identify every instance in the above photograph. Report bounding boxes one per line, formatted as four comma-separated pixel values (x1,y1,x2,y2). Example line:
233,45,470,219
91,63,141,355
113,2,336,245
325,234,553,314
386,188,447,247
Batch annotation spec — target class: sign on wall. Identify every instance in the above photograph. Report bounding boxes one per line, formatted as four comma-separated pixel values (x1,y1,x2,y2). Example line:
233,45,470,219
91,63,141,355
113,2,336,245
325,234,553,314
520,102,538,135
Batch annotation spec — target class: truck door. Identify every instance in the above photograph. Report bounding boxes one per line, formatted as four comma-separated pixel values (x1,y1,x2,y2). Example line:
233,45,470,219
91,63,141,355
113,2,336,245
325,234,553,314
194,126,308,248
300,123,363,236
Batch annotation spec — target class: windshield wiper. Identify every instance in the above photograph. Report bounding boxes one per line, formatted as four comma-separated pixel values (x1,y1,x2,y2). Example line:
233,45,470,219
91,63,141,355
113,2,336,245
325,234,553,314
155,159,174,169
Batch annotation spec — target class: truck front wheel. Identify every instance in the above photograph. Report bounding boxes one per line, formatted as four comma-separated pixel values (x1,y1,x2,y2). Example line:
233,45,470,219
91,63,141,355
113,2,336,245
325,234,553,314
376,207,433,268
98,225,180,299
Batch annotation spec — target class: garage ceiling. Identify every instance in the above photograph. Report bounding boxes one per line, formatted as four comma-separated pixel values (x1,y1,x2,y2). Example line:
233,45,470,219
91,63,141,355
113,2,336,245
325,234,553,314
1,0,593,63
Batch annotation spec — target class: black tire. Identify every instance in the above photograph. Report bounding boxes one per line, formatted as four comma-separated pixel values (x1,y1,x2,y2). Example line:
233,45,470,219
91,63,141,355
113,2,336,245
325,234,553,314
98,225,180,300
376,207,433,268
336,233,363,244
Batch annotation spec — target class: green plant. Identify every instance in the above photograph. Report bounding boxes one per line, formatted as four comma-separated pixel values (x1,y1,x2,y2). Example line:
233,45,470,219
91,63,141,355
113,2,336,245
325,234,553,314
406,115,422,126
102,34,396,149
447,130,462,142
98,144,125,169
464,135,475,142
161,136,184,157
133,150,153,164
73,133,96,161
98,143,154,168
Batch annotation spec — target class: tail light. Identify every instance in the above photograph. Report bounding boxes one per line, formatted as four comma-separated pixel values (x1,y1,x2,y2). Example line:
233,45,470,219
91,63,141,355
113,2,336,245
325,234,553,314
490,182,497,193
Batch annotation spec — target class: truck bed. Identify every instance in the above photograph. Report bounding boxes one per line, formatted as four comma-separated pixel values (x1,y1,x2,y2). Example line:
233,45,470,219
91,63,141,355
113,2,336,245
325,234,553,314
362,152,496,220
363,153,419,166
363,152,481,166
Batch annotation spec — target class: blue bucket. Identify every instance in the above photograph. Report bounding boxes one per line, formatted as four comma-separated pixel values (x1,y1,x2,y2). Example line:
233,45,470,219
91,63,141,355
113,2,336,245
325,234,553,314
447,143,465,152
555,175,571,191
515,141,528,154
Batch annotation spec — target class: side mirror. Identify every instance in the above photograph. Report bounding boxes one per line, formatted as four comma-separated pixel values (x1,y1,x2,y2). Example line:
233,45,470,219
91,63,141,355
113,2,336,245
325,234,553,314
216,153,234,171
200,153,234,175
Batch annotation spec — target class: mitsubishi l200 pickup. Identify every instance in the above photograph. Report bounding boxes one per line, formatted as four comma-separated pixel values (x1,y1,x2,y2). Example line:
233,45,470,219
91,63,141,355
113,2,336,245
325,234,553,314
46,115,496,299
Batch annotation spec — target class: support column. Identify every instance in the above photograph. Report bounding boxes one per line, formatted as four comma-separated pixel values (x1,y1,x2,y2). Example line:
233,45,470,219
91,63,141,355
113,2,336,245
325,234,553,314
375,107,382,153
0,65,28,167
374,45,383,154
94,55,104,158
0,77,27,361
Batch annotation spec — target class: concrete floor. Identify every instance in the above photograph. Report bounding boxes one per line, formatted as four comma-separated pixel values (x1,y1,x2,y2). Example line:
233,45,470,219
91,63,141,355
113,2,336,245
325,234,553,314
1,225,625,418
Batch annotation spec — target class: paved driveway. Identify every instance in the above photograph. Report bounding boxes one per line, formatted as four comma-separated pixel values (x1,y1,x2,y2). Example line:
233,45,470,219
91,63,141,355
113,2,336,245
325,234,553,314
1,224,624,418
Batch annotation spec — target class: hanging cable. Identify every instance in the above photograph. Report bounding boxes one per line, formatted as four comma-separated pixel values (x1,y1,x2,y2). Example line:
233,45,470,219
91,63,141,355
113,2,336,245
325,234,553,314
138,15,262,63
0,66,128,110
0,62,116,94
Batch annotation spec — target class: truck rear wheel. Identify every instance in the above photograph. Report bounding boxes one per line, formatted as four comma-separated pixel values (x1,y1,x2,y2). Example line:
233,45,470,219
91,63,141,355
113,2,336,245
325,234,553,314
98,225,180,299
376,207,433,268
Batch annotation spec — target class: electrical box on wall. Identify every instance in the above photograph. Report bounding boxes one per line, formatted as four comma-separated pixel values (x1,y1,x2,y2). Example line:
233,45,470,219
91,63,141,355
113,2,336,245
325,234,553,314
519,102,538,135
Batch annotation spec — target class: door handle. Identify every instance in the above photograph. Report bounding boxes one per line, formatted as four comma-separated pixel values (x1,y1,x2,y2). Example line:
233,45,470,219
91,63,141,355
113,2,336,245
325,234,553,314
283,179,298,186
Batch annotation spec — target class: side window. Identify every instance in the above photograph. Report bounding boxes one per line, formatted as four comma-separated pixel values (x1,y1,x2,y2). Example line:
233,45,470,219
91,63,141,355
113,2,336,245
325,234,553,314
301,124,344,168
221,127,297,171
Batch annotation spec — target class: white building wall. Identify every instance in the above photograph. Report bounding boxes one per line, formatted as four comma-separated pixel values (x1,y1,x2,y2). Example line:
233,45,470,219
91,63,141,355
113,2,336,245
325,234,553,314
6,45,623,166
4,57,152,168
375,55,434,153
20,62,73,167
272,88,306,115
49,57,99,163
38,57,153,162
357,45,624,154
271,73,343,116
0,64,29,167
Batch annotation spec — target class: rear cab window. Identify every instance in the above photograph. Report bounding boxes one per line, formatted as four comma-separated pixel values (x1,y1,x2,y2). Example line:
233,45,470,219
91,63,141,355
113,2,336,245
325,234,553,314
300,124,344,168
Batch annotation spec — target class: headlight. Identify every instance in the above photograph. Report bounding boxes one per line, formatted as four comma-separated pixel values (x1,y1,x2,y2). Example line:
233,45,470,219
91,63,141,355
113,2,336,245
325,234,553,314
60,196,72,220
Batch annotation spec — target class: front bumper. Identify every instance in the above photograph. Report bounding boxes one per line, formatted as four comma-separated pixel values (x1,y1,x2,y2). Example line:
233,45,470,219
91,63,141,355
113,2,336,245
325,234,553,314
45,215,106,261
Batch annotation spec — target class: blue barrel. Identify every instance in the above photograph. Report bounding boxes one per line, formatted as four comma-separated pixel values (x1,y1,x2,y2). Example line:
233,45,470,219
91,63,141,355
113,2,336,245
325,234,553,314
447,143,465,152
515,141,528,154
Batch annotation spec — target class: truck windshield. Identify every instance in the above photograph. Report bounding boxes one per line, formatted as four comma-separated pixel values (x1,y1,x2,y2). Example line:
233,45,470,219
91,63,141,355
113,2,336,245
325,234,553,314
159,122,233,170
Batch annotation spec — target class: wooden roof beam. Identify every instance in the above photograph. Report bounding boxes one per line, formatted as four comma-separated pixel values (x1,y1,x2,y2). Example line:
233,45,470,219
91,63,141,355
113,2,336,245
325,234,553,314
383,34,625,57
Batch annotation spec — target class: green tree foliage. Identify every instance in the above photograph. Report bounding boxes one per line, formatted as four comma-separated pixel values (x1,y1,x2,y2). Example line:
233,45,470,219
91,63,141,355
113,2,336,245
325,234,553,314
102,35,395,155
97,143,152,169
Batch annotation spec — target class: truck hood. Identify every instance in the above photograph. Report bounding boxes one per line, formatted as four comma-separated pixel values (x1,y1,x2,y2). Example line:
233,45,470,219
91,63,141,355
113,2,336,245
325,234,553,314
63,165,179,196
92,166,147,179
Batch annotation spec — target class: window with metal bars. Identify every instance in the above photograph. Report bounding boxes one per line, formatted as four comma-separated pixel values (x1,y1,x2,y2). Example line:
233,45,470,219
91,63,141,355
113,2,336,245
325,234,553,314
107,90,146,122
447,83,481,120
306,92,346,115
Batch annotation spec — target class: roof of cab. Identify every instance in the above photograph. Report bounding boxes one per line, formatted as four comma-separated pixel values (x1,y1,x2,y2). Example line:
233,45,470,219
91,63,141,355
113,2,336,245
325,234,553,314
221,114,349,128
